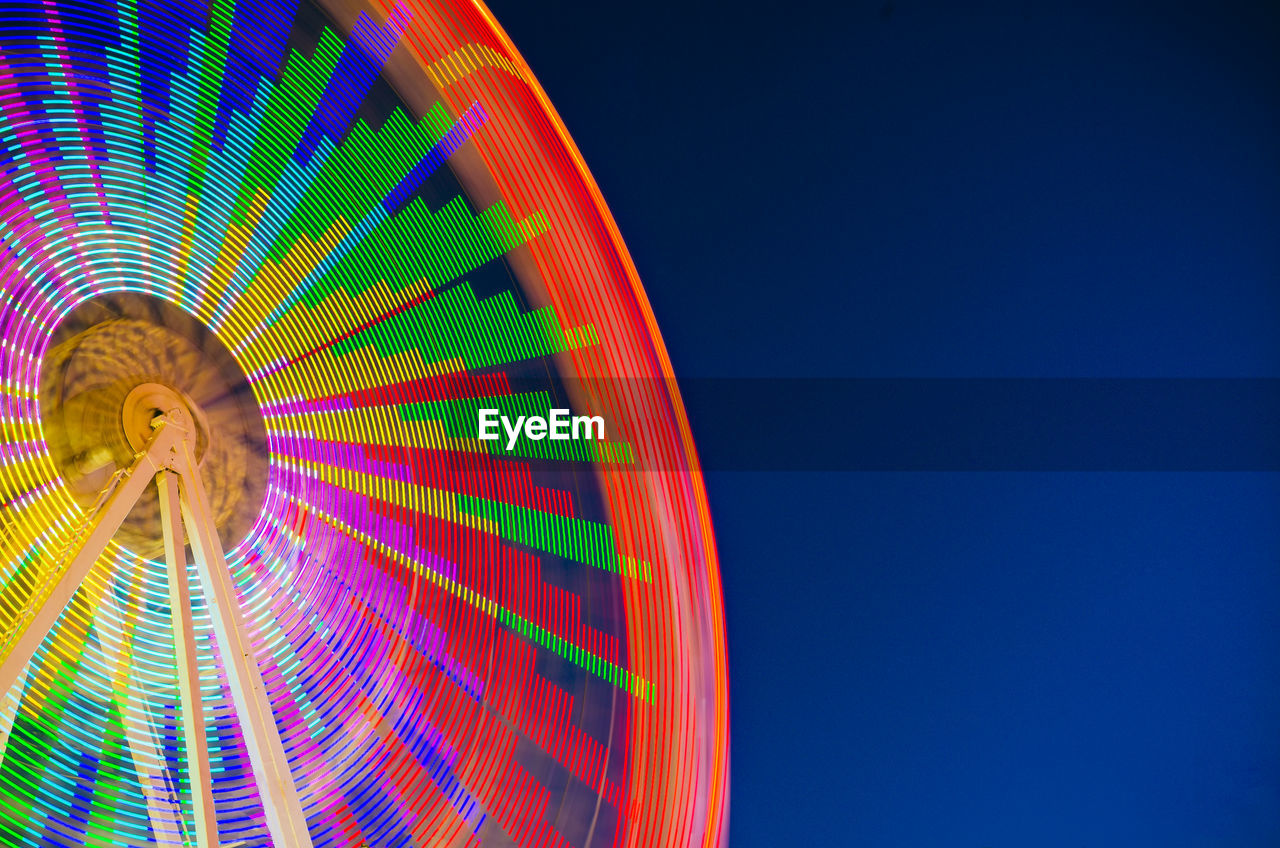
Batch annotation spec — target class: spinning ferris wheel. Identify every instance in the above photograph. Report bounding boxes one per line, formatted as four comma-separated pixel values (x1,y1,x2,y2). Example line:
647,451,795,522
0,1,728,847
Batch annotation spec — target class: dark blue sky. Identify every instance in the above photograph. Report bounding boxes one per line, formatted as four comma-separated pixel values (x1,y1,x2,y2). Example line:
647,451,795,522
486,1,1279,845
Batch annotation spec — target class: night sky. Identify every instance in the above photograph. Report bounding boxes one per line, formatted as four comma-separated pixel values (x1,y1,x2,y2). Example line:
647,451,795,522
485,1,1279,845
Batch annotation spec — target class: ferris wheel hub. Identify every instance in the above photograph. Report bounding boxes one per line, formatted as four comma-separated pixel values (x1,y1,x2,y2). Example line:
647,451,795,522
38,294,268,556
120,382,206,453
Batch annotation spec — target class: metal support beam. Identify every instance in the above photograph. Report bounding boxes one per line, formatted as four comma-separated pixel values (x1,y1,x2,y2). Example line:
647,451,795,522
0,412,313,848
0,418,182,697
172,434,313,848
158,470,219,848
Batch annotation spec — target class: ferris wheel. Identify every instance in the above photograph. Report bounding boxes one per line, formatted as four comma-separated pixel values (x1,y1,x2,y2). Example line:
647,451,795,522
0,1,728,846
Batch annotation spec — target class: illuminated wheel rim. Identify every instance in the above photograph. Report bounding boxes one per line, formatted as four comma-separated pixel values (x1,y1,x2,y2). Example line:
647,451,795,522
0,1,728,847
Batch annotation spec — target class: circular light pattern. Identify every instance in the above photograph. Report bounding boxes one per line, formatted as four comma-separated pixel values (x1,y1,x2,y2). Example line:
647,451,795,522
0,1,728,847
40,294,270,558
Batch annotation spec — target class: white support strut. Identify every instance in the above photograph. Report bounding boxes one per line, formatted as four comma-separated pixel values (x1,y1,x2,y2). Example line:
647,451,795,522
158,470,220,848
0,411,313,848
170,434,314,848
0,418,183,697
